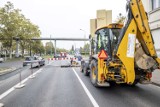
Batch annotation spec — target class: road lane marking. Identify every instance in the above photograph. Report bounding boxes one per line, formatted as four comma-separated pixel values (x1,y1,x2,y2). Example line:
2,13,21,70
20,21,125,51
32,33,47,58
72,68,99,107
0,68,43,100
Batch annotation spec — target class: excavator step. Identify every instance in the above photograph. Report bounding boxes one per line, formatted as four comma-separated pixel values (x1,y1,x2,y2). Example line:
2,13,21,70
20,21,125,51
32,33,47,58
97,82,110,87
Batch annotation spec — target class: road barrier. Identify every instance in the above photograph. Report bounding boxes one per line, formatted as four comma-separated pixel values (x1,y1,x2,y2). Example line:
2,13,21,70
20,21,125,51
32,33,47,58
29,69,35,79
15,70,25,89
48,57,77,61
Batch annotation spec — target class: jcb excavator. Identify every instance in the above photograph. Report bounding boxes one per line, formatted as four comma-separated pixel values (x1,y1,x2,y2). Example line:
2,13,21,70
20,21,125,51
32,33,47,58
81,0,160,86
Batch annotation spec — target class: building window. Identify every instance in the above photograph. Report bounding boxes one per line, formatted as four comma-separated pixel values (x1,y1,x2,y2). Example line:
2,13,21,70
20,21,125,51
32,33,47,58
152,0,157,10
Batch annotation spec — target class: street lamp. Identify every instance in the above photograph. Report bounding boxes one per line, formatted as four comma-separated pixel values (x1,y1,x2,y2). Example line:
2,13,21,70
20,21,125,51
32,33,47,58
80,29,86,45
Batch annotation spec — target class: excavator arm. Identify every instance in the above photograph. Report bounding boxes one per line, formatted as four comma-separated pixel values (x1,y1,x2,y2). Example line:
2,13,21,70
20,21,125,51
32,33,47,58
130,0,160,65
116,0,160,84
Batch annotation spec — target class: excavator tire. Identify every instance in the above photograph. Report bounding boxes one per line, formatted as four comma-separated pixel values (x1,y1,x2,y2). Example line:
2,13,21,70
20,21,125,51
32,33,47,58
90,60,99,87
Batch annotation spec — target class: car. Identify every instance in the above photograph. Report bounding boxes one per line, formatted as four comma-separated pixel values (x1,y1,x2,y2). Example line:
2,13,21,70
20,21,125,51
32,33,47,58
54,54,61,59
23,56,32,66
80,58,90,76
76,55,82,61
0,57,4,63
23,56,45,68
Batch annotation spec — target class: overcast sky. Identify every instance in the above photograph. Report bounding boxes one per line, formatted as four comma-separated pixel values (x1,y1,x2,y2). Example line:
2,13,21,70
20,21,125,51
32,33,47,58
0,0,127,50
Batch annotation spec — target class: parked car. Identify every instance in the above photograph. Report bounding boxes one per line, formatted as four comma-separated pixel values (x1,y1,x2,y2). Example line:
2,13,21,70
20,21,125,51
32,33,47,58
23,56,32,66
0,57,4,63
23,56,45,68
54,54,61,58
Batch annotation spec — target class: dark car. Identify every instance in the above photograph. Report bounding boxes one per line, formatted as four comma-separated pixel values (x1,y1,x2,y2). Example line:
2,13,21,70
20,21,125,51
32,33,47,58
54,54,62,59
80,58,90,76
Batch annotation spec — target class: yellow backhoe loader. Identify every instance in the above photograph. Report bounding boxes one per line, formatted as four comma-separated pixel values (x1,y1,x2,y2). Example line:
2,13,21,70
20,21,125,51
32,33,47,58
81,0,160,87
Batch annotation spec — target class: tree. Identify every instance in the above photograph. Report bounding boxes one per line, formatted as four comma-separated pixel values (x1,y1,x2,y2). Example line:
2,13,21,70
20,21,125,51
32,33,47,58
0,2,19,58
45,42,54,55
32,41,44,56
79,43,90,55
83,43,90,54
69,45,74,54
56,48,68,53
115,13,125,24
0,2,41,58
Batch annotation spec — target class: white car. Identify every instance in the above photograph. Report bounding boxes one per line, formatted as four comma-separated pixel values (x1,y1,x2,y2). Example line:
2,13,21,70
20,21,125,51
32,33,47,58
0,57,4,63
23,56,45,68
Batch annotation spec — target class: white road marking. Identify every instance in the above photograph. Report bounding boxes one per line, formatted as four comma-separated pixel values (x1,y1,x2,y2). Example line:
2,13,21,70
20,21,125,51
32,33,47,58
72,68,99,107
0,68,43,100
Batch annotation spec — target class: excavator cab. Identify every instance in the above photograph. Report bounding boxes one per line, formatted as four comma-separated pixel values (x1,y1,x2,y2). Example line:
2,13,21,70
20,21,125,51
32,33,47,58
92,24,123,59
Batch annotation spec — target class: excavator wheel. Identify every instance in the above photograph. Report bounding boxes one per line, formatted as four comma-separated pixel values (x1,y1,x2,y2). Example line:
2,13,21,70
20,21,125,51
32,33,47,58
90,60,99,87
127,79,139,87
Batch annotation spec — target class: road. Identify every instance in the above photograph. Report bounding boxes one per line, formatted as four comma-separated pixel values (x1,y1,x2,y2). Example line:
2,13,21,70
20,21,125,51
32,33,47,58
0,60,23,69
0,60,160,107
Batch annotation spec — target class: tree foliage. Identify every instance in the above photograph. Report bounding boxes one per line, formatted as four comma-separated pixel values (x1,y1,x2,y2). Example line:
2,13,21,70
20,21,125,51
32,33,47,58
45,42,54,55
44,42,68,55
0,2,41,58
115,13,126,24
79,43,90,55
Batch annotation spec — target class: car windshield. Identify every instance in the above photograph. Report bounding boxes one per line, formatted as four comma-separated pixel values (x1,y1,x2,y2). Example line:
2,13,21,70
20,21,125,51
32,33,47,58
25,57,32,61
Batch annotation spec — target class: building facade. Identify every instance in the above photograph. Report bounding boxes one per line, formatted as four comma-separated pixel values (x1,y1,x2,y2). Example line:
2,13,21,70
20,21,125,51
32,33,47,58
142,0,160,55
90,10,112,38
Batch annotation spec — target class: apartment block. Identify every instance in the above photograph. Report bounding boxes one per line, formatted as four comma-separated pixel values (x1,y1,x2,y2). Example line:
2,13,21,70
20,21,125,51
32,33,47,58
90,9,112,38
142,0,160,55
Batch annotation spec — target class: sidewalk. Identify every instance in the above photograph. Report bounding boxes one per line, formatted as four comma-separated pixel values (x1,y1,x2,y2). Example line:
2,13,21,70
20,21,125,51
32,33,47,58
152,69,160,86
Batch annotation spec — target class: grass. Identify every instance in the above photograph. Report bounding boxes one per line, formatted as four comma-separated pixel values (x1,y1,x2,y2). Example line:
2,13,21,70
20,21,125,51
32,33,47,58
0,67,10,72
5,57,24,62
43,55,53,59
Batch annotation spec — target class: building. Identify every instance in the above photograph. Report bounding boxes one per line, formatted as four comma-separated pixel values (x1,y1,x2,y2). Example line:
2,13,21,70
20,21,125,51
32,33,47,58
90,10,112,38
142,0,160,55
90,19,97,38
96,10,112,29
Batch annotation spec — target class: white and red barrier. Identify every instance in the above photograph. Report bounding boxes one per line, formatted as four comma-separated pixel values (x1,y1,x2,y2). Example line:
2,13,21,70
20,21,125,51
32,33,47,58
48,57,72,61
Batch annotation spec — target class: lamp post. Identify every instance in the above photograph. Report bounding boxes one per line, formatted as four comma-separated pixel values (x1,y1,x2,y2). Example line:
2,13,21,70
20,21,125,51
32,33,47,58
80,29,86,45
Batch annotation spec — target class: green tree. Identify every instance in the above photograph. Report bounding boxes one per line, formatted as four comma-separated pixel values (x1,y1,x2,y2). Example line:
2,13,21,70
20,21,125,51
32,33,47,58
115,13,125,24
32,41,44,56
0,2,41,58
0,2,19,58
83,43,90,54
45,42,54,55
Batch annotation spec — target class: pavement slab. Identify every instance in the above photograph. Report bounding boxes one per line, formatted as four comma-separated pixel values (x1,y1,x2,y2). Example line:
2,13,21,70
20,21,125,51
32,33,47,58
152,69,160,86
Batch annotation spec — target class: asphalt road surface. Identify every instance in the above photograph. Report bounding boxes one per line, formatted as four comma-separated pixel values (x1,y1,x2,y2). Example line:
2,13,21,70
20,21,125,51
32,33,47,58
0,60,160,107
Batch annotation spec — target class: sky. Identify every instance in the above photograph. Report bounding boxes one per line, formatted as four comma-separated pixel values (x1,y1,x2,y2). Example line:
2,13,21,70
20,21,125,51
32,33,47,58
0,0,127,50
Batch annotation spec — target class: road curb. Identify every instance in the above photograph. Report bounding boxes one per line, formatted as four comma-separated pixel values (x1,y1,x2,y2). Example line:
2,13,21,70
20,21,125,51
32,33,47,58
151,82,160,87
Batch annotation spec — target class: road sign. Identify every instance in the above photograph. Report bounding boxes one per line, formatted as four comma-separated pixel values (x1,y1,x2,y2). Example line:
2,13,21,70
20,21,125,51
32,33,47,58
98,50,108,59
